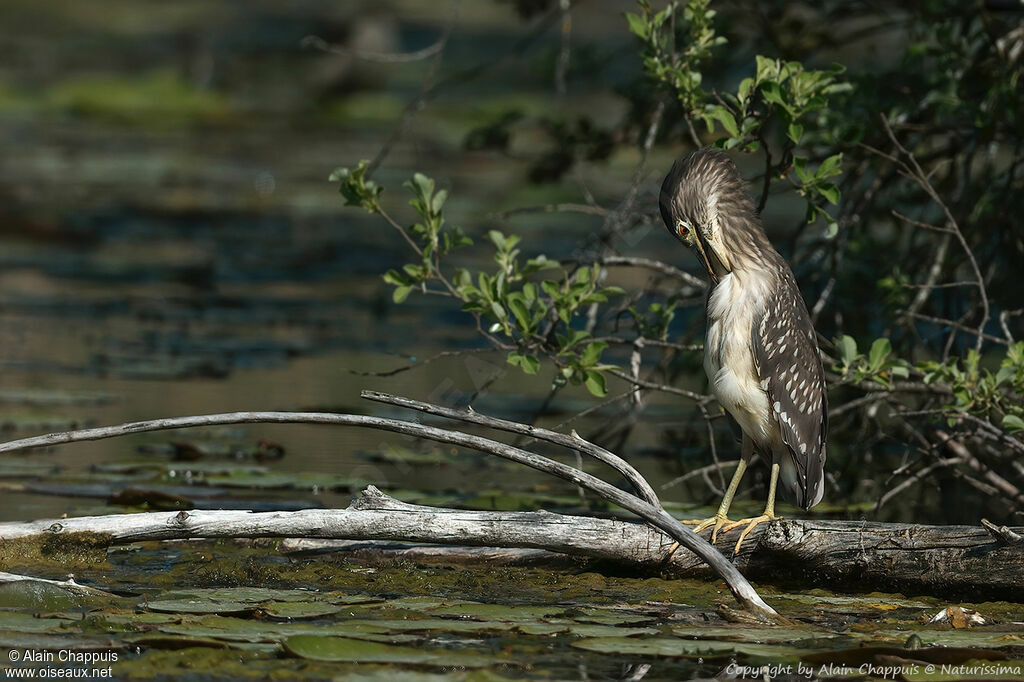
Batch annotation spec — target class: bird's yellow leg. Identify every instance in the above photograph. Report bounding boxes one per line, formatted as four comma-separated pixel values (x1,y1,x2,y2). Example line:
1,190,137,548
680,435,753,544
721,460,782,554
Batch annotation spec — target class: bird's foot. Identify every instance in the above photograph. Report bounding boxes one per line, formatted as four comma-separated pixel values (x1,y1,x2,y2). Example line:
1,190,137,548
681,513,736,544
720,512,781,555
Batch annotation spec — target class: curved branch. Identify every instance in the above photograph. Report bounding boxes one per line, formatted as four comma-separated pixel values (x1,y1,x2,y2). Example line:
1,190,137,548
360,390,660,508
600,256,706,289
0,402,777,619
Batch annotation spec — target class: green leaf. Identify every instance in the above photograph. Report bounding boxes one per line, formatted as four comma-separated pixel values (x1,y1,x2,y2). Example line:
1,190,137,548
824,218,839,239
869,338,891,371
1003,415,1024,433
478,272,492,300
392,286,412,303
382,269,407,286
737,77,754,104
837,335,858,366
580,341,607,367
759,81,787,110
507,352,540,375
818,183,840,205
793,156,809,183
489,301,506,321
706,106,739,137
410,172,434,201
995,365,1015,385
755,55,777,83
430,188,448,214
816,153,843,179
786,122,804,144
625,12,648,39
584,370,607,397
488,230,506,250
333,160,383,212
508,297,531,332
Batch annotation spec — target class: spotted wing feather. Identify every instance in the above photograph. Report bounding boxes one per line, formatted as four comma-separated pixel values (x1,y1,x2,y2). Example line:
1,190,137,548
751,268,828,509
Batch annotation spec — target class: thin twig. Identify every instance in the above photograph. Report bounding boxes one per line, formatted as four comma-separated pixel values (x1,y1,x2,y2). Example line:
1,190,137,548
495,203,608,220
661,460,738,491
874,458,961,512
300,34,447,63
347,348,501,377
600,256,705,289
607,369,711,402
878,116,991,353
898,310,1007,345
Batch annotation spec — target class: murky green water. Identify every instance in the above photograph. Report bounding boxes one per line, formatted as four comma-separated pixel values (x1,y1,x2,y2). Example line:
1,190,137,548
2,538,1023,680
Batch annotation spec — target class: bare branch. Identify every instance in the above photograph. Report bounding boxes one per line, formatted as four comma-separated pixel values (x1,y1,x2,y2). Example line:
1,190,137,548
661,460,738,491
360,390,661,509
495,203,608,220
347,348,501,378
600,256,705,289
607,368,711,402
897,310,1007,345
0,399,777,618
300,34,447,63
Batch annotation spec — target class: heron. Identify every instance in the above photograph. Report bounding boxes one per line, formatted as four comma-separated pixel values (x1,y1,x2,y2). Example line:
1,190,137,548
659,148,828,553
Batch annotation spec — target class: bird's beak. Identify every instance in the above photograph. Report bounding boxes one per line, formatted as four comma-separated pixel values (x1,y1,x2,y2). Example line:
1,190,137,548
692,229,728,286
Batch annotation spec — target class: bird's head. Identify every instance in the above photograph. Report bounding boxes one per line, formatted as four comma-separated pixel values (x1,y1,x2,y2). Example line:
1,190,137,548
659,148,766,285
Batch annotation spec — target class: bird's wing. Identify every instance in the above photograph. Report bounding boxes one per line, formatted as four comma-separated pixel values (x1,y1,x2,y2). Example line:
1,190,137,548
751,271,828,508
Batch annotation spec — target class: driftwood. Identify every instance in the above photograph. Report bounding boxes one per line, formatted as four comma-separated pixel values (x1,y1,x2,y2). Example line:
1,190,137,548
3,486,1022,601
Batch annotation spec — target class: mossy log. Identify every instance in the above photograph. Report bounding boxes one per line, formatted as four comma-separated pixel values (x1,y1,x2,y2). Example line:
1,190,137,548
1,486,1020,601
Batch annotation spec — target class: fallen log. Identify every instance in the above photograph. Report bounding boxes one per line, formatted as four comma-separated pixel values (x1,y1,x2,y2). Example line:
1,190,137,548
1,486,1020,601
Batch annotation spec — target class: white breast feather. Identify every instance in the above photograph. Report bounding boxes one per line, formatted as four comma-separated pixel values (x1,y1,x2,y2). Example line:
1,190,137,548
704,272,780,449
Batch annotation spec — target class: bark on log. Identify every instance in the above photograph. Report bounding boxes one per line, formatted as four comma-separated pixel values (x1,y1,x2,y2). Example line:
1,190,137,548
1,487,1020,600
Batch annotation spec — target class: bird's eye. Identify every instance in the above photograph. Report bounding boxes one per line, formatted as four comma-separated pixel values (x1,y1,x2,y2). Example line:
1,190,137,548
677,221,690,237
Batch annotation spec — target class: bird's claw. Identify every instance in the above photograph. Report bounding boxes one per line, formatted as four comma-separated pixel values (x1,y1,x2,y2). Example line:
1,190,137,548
682,514,737,544
720,513,781,555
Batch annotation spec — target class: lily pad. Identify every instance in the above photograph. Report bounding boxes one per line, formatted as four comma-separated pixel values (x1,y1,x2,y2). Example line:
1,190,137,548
346,618,519,633
427,603,569,621
145,599,252,615
258,601,344,619
516,622,659,637
872,628,1024,648
572,635,814,661
157,616,405,644
671,625,833,643
0,581,100,611
283,635,495,666
0,611,73,633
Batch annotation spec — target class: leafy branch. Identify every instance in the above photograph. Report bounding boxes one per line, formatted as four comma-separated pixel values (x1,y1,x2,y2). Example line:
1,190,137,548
835,335,1024,436
331,163,626,396
626,1,849,233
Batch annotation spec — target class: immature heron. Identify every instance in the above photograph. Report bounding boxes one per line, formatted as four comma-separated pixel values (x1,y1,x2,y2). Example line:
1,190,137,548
660,149,828,553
